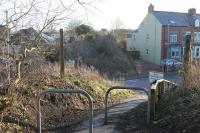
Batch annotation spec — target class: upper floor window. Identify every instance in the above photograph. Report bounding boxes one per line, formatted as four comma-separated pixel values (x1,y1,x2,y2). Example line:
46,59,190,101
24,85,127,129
146,49,149,55
127,34,132,38
184,31,191,36
133,35,136,40
195,19,200,27
194,32,200,43
146,34,150,39
183,31,191,41
169,32,177,43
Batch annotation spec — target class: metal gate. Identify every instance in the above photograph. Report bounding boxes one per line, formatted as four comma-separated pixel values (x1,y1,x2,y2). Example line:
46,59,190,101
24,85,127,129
37,88,93,133
104,86,150,124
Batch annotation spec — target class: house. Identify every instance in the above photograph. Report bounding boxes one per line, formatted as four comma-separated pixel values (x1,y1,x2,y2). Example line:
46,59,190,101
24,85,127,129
11,27,56,45
111,29,134,49
126,29,138,51
128,4,200,64
44,32,60,41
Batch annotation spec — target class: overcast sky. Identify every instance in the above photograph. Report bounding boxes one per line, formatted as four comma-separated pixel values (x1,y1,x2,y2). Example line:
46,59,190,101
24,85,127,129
1,0,200,31
82,0,200,30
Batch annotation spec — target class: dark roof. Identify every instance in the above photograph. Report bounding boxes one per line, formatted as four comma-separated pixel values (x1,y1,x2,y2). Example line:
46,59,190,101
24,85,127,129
153,11,200,26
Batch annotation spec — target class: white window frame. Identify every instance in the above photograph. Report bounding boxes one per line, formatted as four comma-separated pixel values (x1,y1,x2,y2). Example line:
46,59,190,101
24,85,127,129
182,47,185,56
169,32,177,43
146,49,149,55
146,34,150,39
194,32,200,43
127,33,132,38
171,47,180,58
195,19,200,27
194,46,200,58
184,31,191,37
133,35,136,40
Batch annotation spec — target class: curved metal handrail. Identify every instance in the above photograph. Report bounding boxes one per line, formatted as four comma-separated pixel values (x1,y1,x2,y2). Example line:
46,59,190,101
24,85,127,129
37,88,93,133
104,86,150,125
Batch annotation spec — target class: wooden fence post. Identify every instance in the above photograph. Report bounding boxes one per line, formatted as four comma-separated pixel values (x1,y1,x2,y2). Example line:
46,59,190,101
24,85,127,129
184,35,192,74
60,29,65,78
150,88,156,121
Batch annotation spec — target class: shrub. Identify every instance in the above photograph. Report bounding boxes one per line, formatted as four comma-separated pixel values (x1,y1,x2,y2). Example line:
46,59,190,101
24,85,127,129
43,45,59,63
75,24,94,35
65,34,133,77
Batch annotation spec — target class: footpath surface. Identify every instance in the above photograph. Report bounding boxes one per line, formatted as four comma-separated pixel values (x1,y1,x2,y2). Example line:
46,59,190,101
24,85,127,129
71,96,147,133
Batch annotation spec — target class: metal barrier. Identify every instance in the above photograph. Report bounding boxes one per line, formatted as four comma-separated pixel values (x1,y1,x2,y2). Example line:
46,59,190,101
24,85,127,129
37,88,93,133
104,86,150,125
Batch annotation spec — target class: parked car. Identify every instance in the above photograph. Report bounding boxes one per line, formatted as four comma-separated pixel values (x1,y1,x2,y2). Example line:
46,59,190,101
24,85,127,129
160,59,183,67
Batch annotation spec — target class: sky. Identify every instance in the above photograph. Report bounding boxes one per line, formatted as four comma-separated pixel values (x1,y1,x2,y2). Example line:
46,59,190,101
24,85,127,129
2,0,200,31
81,0,200,30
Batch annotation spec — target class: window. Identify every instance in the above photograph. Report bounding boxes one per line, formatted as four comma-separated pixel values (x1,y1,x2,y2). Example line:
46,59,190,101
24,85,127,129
146,34,150,39
194,32,200,43
184,31,191,37
169,20,176,24
169,32,177,43
182,47,186,56
195,19,200,27
183,31,191,41
127,34,132,38
195,46,200,58
171,47,180,58
133,35,136,40
146,49,149,55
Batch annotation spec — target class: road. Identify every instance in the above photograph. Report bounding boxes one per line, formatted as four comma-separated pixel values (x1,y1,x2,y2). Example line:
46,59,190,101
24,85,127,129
124,72,179,89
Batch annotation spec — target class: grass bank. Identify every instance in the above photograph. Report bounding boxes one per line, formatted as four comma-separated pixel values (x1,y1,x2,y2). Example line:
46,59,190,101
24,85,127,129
0,63,135,132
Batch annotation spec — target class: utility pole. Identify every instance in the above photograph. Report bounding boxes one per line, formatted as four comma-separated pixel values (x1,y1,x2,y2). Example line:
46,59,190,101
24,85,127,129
5,10,11,84
60,29,65,78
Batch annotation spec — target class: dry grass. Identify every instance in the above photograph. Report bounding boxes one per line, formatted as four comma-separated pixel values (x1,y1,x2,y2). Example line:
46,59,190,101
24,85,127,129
179,61,200,95
154,62,200,132
113,62,200,133
0,62,135,132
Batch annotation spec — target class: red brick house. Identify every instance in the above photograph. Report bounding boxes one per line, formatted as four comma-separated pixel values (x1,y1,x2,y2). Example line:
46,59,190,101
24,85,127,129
128,4,200,64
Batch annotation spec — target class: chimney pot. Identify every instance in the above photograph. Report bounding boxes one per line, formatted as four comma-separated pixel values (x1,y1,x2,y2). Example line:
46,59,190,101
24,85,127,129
148,3,154,13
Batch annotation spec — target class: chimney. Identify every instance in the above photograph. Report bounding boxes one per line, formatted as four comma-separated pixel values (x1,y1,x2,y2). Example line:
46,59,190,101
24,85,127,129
187,8,196,27
148,3,154,13
188,8,196,15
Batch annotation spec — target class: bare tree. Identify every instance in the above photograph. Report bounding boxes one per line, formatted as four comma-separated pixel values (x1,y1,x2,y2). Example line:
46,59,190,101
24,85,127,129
65,19,81,37
111,17,125,30
111,18,127,48
0,0,100,83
